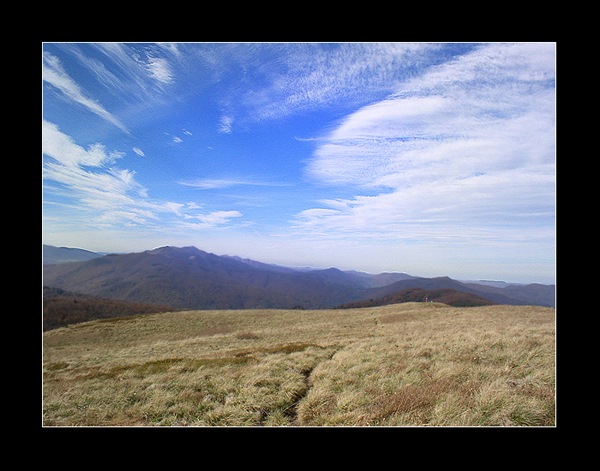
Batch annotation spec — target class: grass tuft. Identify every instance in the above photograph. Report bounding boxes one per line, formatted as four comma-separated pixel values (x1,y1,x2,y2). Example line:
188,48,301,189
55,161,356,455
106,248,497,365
43,303,555,426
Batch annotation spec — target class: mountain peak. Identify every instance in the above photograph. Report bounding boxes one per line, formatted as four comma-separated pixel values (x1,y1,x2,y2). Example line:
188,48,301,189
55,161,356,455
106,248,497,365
43,245,555,309
148,246,208,257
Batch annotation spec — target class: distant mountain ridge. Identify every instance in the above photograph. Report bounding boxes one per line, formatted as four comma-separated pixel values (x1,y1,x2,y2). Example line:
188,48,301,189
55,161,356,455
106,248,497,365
337,287,496,309
42,245,555,310
43,244,104,265
43,246,370,310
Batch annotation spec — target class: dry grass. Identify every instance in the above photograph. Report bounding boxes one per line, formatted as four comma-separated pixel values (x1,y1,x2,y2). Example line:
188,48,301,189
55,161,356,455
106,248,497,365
42,303,555,427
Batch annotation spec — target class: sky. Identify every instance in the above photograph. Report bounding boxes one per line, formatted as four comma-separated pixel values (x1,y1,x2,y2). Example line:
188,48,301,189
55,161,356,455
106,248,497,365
42,42,556,284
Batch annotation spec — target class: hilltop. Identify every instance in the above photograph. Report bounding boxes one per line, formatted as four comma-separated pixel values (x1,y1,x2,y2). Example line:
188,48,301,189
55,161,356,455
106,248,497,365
43,303,556,426
42,245,555,316
337,287,495,309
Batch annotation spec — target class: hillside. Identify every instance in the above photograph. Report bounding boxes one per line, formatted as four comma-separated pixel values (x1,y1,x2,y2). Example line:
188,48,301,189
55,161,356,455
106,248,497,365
363,276,555,307
464,282,556,307
42,246,373,310
43,286,175,331
42,245,555,312
337,287,495,309
43,244,103,265
43,303,556,426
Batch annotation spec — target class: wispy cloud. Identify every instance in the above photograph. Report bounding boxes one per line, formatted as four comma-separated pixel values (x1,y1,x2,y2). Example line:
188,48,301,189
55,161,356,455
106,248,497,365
42,52,130,134
45,43,184,135
188,210,243,227
42,120,243,232
209,43,440,133
91,43,178,92
132,147,145,157
178,177,292,190
239,43,439,122
219,115,233,134
43,120,149,223
294,43,556,246
142,54,174,85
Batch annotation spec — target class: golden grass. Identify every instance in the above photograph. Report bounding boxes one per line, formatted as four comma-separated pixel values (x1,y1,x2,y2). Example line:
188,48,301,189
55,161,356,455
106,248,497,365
42,303,555,427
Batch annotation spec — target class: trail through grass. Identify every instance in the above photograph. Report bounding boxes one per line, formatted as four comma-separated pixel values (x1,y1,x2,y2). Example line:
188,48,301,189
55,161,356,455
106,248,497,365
43,303,555,426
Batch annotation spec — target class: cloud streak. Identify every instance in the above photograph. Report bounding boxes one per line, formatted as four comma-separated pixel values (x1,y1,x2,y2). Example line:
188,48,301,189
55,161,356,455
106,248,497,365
132,147,145,157
42,120,151,223
246,43,438,121
178,177,292,190
186,210,243,228
295,43,555,249
210,43,442,132
42,52,130,134
88,43,178,96
42,120,244,232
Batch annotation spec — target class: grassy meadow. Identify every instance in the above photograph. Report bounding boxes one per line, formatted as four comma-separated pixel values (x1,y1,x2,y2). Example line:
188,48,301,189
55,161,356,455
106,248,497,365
42,303,555,426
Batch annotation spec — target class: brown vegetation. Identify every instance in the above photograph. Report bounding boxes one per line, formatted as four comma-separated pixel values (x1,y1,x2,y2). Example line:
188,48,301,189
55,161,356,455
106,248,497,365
43,303,555,426
43,286,174,331
337,287,495,309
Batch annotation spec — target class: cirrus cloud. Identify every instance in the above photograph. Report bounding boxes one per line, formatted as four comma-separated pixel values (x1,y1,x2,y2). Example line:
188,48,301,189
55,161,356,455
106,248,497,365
195,210,243,226
42,52,130,134
296,43,555,251
42,120,244,233
132,147,145,157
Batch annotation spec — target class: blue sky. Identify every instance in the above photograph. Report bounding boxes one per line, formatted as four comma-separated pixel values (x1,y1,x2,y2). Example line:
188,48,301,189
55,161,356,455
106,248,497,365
42,42,556,284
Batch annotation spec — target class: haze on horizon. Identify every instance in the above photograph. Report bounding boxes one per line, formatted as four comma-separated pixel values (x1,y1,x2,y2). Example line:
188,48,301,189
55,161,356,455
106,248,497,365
42,42,556,285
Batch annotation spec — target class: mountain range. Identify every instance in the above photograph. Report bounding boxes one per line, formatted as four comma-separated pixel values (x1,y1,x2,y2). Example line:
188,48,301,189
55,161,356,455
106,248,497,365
42,244,104,265
42,245,555,311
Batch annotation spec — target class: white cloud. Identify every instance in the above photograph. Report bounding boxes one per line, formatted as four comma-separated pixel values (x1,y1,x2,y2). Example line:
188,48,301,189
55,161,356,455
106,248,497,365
184,210,243,228
295,167,554,236
42,120,123,168
132,147,145,157
172,136,183,143
246,43,437,121
178,177,292,190
43,121,148,221
180,179,240,190
219,115,233,133
43,121,247,235
330,96,448,141
144,55,174,85
42,52,130,134
94,43,176,90
207,43,438,129
296,43,556,251
42,121,220,230
163,202,185,215
197,210,242,225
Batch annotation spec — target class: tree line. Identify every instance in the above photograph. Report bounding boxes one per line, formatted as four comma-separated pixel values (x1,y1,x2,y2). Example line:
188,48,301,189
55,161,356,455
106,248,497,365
43,286,174,331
